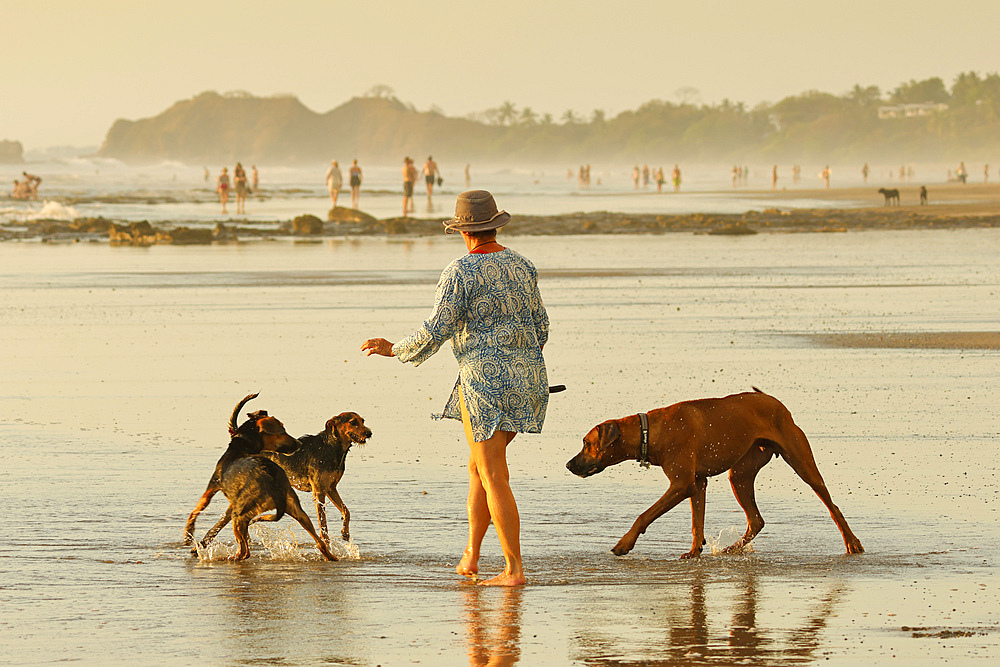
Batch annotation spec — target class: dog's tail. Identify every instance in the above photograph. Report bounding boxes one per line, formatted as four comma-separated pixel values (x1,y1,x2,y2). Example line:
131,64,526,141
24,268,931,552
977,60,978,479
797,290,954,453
272,492,287,523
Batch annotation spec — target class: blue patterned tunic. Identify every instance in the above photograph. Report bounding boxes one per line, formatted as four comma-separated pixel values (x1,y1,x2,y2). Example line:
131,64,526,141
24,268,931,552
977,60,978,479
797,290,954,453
392,248,549,441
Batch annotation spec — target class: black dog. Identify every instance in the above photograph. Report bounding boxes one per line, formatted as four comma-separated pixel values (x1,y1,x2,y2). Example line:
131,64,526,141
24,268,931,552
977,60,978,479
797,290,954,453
878,187,900,206
263,412,372,543
184,393,337,560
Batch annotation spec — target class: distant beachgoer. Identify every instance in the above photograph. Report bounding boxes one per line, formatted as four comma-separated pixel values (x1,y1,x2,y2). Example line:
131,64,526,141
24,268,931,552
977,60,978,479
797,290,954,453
21,172,41,200
423,156,440,201
203,167,210,182
11,179,33,199
465,164,471,188
731,165,739,187
671,164,681,192
251,165,259,192
326,159,343,208
919,185,928,205
771,165,778,190
403,157,418,215
349,160,362,208
233,163,248,215
793,164,801,184
861,163,869,184
985,164,990,184
217,167,230,214
956,162,968,184
642,165,650,188
820,166,831,189
632,165,640,189
656,167,665,192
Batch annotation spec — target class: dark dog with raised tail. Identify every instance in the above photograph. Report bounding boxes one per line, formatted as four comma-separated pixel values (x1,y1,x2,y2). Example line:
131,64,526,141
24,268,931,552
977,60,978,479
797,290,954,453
183,393,337,561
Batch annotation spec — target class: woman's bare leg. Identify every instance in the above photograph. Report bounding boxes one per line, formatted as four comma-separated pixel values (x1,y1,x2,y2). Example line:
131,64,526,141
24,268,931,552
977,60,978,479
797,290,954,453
458,388,524,586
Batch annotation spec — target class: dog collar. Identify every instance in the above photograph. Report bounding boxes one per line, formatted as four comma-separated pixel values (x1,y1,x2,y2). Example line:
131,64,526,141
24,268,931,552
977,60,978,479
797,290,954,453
637,412,650,469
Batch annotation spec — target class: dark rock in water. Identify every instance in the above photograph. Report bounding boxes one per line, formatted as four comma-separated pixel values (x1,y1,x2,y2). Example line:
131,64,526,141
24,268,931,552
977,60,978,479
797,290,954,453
213,222,238,242
0,139,24,163
708,223,757,236
69,217,114,234
110,221,157,246
289,214,324,235
328,207,379,225
159,226,214,244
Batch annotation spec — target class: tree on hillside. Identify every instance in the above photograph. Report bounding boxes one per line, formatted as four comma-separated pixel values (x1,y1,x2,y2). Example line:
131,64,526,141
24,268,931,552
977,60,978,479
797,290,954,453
561,109,580,125
365,84,395,98
890,77,948,104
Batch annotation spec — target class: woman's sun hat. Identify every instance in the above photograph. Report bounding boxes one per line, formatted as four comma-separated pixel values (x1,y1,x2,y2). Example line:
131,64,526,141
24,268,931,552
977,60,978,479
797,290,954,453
443,190,511,234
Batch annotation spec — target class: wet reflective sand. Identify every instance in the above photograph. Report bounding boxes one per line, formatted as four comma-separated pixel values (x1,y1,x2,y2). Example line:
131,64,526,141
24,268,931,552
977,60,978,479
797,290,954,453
1,230,998,664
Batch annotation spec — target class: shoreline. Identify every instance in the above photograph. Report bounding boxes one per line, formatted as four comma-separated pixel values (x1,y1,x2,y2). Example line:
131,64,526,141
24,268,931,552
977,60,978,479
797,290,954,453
3,183,999,243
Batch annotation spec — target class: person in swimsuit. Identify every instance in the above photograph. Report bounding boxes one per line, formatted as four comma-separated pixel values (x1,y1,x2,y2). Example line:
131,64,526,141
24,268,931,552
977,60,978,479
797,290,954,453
423,156,440,202
233,163,248,214
349,160,362,208
217,167,230,214
402,157,417,215
326,159,343,208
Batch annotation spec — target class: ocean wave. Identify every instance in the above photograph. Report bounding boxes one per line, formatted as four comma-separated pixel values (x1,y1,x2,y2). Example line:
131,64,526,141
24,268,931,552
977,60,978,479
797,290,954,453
14,200,81,221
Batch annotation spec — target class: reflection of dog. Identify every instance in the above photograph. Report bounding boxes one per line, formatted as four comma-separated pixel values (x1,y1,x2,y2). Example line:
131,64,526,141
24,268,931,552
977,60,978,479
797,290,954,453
919,186,928,205
566,388,864,558
878,187,900,206
263,413,372,542
184,393,337,561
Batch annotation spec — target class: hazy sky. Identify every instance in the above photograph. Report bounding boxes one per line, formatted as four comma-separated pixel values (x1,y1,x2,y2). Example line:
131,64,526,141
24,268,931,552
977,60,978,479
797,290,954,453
3,0,998,149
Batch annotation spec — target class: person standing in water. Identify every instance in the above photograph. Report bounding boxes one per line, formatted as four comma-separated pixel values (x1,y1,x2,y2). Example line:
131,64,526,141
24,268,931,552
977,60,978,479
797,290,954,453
349,159,363,208
362,190,549,587
233,162,248,214
217,167,230,214
326,159,343,208
423,155,441,203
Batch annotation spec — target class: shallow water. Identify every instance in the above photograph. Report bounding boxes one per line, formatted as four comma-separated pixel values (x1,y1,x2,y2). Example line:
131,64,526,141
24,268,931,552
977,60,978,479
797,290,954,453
1,230,998,665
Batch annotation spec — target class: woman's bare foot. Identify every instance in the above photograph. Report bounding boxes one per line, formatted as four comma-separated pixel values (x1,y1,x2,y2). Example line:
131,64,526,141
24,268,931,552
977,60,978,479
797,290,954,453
456,548,479,577
478,570,526,587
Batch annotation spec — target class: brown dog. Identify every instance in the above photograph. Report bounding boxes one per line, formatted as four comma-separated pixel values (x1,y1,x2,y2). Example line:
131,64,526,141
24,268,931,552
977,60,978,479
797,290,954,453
262,412,372,543
567,388,864,558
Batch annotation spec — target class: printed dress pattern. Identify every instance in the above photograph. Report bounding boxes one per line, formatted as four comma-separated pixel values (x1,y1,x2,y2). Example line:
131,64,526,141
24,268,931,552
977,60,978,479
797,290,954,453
392,248,549,441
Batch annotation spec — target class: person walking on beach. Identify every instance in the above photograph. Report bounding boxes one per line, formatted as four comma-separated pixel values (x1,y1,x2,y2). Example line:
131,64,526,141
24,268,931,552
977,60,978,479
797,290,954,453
362,190,549,587
251,165,259,192
349,159,362,208
632,165,640,189
233,162,248,215
217,167,230,214
465,163,471,188
656,167,665,192
820,166,831,189
671,164,682,192
326,159,343,208
402,157,417,215
771,165,778,190
423,156,441,203
861,163,869,184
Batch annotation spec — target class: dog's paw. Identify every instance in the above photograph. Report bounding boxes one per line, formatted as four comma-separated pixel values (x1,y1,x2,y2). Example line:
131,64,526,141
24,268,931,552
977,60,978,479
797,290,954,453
680,549,702,560
611,537,634,556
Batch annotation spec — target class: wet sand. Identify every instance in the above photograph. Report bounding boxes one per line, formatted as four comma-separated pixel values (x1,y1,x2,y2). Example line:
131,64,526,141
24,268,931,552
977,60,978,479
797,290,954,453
1,231,998,664
808,331,1000,349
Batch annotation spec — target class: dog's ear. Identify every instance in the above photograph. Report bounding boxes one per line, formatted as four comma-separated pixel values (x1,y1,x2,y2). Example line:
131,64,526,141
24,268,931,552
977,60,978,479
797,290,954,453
599,421,621,446
327,413,352,438
258,416,287,435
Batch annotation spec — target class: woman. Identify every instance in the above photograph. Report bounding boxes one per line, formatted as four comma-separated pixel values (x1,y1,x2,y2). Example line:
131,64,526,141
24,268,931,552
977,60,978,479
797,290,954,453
349,159,363,208
362,190,549,587
233,162,248,214
216,167,230,214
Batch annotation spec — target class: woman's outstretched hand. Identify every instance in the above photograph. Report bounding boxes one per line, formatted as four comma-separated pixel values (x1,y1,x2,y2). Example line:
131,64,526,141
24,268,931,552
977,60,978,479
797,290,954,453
361,338,395,357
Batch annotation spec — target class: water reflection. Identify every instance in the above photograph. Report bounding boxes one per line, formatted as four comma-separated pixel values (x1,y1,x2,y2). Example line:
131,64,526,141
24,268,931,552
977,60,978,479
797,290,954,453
463,585,524,666
575,567,844,666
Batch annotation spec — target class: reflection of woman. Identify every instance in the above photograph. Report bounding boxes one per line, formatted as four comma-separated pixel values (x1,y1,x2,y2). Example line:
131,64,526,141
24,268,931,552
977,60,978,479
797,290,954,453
362,190,549,587
216,167,230,214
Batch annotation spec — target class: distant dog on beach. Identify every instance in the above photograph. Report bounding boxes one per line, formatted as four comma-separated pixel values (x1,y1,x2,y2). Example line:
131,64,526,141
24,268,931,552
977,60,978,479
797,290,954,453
566,388,863,558
262,412,372,543
919,186,928,205
878,187,900,206
183,393,337,561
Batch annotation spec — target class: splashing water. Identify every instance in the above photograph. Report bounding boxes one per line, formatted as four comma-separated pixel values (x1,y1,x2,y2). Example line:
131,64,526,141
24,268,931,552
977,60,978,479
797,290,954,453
191,523,362,562
706,525,754,555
